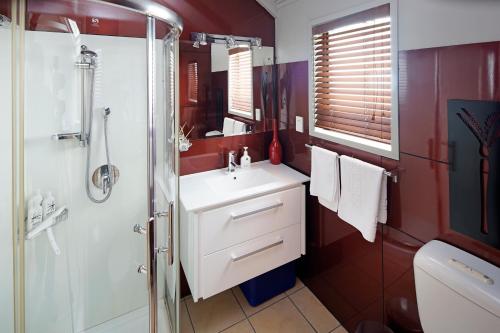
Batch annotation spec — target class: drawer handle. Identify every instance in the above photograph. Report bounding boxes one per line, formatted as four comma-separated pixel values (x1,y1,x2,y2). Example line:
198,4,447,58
230,201,283,220
231,239,284,262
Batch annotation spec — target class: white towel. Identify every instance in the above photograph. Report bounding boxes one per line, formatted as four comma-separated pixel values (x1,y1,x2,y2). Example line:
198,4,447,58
205,130,223,137
310,146,340,212
337,156,384,242
233,120,247,135
222,118,235,136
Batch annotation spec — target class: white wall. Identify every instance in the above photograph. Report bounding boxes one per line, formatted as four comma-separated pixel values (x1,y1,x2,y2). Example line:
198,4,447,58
0,23,14,333
276,0,500,63
23,31,155,333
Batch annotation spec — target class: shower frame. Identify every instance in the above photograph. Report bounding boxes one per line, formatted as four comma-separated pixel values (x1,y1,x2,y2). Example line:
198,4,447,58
94,2,183,333
12,1,184,333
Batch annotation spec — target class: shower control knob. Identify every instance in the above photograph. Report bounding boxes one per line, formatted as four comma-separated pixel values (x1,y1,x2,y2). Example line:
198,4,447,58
133,224,146,235
156,246,168,254
137,265,147,274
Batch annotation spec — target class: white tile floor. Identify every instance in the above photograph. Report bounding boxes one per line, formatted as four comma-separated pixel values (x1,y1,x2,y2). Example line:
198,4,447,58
181,279,347,333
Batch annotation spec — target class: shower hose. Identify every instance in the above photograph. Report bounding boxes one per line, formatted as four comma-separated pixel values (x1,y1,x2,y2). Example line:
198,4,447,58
85,65,113,203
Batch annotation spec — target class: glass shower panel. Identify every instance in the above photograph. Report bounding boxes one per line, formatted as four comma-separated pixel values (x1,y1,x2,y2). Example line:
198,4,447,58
0,2,14,332
22,2,151,332
154,30,180,333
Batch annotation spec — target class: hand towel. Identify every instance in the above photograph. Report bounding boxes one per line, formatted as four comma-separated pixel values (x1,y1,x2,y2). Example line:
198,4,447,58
222,117,235,136
337,156,384,242
310,146,340,212
233,120,247,135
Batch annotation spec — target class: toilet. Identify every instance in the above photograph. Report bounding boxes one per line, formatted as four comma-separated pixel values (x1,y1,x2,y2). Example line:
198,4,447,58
414,240,500,333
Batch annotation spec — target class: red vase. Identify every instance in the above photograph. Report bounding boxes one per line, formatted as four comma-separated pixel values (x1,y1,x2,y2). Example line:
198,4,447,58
269,119,282,164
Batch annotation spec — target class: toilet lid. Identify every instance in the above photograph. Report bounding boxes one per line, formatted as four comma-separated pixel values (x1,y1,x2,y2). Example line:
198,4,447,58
414,240,500,318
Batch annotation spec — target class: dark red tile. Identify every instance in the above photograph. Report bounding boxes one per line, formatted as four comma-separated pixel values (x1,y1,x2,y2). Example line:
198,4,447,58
343,299,384,333
304,274,359,324
398,48,440,161
437,42,500,162
382,226,424,331
382,153,449,243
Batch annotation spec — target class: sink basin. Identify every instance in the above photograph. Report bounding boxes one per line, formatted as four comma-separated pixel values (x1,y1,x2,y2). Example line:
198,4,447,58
180,160,310,212
205,168,276,193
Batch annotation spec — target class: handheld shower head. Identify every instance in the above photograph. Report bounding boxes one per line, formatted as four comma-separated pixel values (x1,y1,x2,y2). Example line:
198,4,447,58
103,107,111,118
81,45,97,58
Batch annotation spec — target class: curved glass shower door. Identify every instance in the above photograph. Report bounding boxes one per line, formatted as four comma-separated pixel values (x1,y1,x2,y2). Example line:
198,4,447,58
17,1,182,332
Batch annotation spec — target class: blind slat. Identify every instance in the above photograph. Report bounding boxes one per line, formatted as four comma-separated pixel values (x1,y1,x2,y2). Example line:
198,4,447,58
316,114,391,132
315,109,391,125
316,103,391,118
312,10,393,144
315,98,391,111
314,24,390,44
229,48,253,115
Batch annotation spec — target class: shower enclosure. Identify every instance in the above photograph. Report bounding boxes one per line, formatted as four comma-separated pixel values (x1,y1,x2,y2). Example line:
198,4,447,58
9,0,183,332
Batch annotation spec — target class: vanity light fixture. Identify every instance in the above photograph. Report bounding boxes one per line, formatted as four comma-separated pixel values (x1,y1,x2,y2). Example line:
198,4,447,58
225,36,236,49
191,32,263,49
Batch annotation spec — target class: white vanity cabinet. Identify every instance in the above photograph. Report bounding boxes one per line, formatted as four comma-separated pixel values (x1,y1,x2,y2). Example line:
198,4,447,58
180,161,309,301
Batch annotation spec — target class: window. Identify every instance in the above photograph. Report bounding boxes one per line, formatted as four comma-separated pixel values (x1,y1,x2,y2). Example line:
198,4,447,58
310,2,398,159
228,47,253,119
187,61,198,103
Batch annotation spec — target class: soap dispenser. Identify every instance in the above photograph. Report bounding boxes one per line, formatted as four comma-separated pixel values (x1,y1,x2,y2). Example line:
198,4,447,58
42,192,56,219
240,146,251,168
27,190,43,231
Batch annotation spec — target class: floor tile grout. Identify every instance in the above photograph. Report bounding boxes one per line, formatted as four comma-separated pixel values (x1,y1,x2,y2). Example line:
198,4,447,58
233,287,289,319
288,294,319,333
216,318,250,333
246,295,287,318
328,326,343,333
231,288,249,319
184,282,338,333
182,300,196,333
285,284,306,297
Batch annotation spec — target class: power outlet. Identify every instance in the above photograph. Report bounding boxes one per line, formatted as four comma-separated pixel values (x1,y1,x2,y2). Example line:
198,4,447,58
255,108,261,121
295,116,304,133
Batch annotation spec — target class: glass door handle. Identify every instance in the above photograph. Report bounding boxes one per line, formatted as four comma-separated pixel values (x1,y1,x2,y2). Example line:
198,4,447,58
133,224,146,235
137,265,147,274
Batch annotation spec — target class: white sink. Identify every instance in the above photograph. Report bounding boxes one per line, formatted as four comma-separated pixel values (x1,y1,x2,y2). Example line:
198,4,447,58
180,160,310,212
205,168,276,193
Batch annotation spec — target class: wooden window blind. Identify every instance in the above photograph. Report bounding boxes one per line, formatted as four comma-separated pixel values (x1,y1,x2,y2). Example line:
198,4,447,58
313,4,392,144
187,61,198,103
228,47,253,118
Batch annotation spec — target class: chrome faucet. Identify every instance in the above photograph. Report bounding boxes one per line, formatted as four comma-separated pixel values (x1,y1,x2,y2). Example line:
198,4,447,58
227,151,238,173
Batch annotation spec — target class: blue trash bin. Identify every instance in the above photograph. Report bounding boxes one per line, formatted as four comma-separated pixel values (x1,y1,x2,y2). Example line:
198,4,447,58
239,261,296,306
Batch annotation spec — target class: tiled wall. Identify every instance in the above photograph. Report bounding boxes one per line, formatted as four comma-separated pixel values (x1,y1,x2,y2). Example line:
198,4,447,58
278,41,500,332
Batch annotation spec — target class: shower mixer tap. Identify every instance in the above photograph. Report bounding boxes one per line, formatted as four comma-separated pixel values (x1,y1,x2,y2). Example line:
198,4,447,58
101,168,111,195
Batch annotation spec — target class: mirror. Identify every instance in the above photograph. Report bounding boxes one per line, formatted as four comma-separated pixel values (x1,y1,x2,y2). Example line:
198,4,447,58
180,39,275,140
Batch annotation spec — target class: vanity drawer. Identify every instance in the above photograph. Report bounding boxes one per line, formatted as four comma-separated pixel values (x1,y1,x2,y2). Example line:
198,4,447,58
200,224,301,299
199,186,303,255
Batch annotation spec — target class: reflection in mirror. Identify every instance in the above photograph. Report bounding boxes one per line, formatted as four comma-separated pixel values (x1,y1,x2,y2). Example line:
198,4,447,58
180,35,275,140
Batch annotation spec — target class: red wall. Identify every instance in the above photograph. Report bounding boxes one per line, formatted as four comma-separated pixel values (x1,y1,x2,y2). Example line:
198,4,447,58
278,41,500,332
26,0,274,44
0,1,10,19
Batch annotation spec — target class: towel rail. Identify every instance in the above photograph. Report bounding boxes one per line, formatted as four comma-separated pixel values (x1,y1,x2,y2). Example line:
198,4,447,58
304,143,398,183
